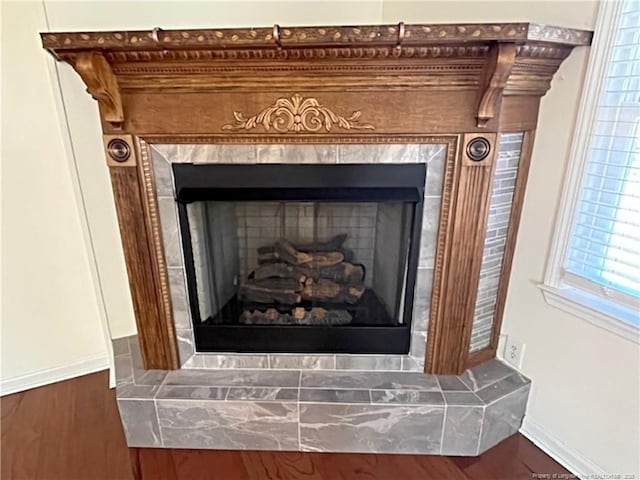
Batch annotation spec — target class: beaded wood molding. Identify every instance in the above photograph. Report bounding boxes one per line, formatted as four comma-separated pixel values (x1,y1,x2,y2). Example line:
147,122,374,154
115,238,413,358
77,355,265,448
41,23,591,52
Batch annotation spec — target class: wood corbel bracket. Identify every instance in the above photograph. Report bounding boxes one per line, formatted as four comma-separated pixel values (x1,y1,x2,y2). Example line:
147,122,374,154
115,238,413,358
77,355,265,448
476,42,517,128
73,51,124,129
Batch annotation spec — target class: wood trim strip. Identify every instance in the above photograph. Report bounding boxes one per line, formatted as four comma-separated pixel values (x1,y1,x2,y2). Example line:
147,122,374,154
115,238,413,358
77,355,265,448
139,134,459,146
476,130,536,363
426,133,498,375
136,139,180,369
108,163,179,370
466,346,497,369
424,136,461,373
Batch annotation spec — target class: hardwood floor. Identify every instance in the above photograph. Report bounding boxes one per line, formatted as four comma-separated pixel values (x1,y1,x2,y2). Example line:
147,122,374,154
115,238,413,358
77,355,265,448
1,370,570,480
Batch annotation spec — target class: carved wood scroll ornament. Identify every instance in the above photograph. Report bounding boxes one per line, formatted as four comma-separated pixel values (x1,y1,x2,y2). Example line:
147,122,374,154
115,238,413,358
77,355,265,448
222,94,375,133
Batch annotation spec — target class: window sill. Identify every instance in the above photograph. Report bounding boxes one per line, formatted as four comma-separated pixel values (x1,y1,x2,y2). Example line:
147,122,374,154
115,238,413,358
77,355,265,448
539,284,639,344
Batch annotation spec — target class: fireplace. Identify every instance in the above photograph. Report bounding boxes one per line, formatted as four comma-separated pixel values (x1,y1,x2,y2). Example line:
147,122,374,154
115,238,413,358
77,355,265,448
41,21,591,459
173,164,424,354
39,22,593,375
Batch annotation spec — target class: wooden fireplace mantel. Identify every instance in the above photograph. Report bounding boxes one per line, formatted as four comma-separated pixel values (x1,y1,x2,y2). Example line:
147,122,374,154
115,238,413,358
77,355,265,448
42,23,591,374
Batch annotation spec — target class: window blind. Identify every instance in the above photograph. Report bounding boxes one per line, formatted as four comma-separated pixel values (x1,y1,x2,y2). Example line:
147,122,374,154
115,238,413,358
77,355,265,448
564,0,640,314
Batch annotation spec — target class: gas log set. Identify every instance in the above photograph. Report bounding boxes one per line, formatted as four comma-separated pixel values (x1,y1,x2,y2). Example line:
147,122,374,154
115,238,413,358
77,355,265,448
238,234,366,326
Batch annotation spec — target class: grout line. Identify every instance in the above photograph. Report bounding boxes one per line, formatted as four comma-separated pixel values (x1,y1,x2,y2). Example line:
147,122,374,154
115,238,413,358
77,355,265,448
471,390,485,405
439,404,448,455
161,384,442,392
153,374,170,400
153,398,166,447
475,371,519,394
297,370,302,449
476,405,487,455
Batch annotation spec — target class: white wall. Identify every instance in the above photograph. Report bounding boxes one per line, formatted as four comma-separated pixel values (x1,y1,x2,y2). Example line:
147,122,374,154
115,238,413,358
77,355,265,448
503,26,640,478
0,1,110,394
3,0,638,474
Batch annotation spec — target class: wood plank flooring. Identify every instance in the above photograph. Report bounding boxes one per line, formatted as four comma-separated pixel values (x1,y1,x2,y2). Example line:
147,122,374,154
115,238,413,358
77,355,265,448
1,370,570,480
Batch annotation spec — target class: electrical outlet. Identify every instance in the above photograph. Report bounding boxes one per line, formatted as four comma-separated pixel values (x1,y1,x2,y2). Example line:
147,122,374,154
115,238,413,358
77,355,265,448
504,336,525,369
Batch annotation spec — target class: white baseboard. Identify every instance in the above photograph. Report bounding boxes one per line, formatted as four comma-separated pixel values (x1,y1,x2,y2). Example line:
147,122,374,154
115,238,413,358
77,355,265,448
520,417,606,476
0,354,110,396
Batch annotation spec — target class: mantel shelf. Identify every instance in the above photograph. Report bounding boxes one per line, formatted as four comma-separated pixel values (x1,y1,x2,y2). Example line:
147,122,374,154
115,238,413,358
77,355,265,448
41,22,591,57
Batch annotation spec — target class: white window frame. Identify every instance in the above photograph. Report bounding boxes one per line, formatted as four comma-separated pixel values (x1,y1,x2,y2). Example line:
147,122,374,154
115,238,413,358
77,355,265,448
540,0,640,344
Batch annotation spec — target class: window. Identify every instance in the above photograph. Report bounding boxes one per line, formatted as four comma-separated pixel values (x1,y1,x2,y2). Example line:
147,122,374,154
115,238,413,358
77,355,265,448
542,0,640,342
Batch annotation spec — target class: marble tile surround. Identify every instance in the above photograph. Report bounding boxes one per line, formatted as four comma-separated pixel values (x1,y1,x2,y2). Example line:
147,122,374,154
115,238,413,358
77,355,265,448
150,142,448,371
114,335,530,456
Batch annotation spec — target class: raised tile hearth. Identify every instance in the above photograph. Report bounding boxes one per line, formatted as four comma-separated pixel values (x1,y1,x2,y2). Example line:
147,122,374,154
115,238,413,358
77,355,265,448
114,336,530,455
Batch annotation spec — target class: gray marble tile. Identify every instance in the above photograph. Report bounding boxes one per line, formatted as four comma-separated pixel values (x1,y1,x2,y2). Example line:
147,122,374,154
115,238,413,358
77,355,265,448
420,143,448,165
157,386,228,400
157,196,182,268
150,144,179,163
300,404,444,454
227,387,298,402
269,355,335,370
459,359,516,391
168,267,190,330
335,355,402,371
475,372,530,405
115,354,133,387
412,268,434,330
443,392,484,406
117,399,162,447
117,383,162,399
412,286,431,332
129,339,168,386
442,406,483,455
437,375,470,392
201,355,269,369
402,356,424,372
128,335,142,359
370,390,444,406
176,329,195,366
158,400,299,450
134,370,168,387
409,331,427,360
338,144,421,164
184,144,257,164
112,337,130,357
258,145,336,164
419,201,441,265
151,153,174,197
479,385,530,453
301,371,439,391
182,355,204,369
423,144,447,197
299,389,370,404
165,369,300,388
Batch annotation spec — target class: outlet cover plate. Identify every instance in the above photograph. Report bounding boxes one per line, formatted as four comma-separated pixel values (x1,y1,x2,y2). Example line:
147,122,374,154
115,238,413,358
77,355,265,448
504,335,525,369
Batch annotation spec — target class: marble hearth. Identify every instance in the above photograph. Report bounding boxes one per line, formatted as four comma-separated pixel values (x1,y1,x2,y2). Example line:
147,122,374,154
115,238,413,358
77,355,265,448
114,335,530,455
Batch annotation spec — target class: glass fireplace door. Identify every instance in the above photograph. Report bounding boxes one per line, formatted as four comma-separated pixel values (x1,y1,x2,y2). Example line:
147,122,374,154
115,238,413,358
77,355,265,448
174,164,425,354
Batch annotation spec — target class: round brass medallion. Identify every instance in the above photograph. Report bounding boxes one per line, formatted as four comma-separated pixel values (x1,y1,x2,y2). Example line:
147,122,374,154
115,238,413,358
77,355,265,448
466,137,491,162
107,138,131,162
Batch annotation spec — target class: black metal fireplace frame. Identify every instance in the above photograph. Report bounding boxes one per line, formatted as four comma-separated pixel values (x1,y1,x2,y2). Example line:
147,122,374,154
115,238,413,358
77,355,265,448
173,163,425,355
